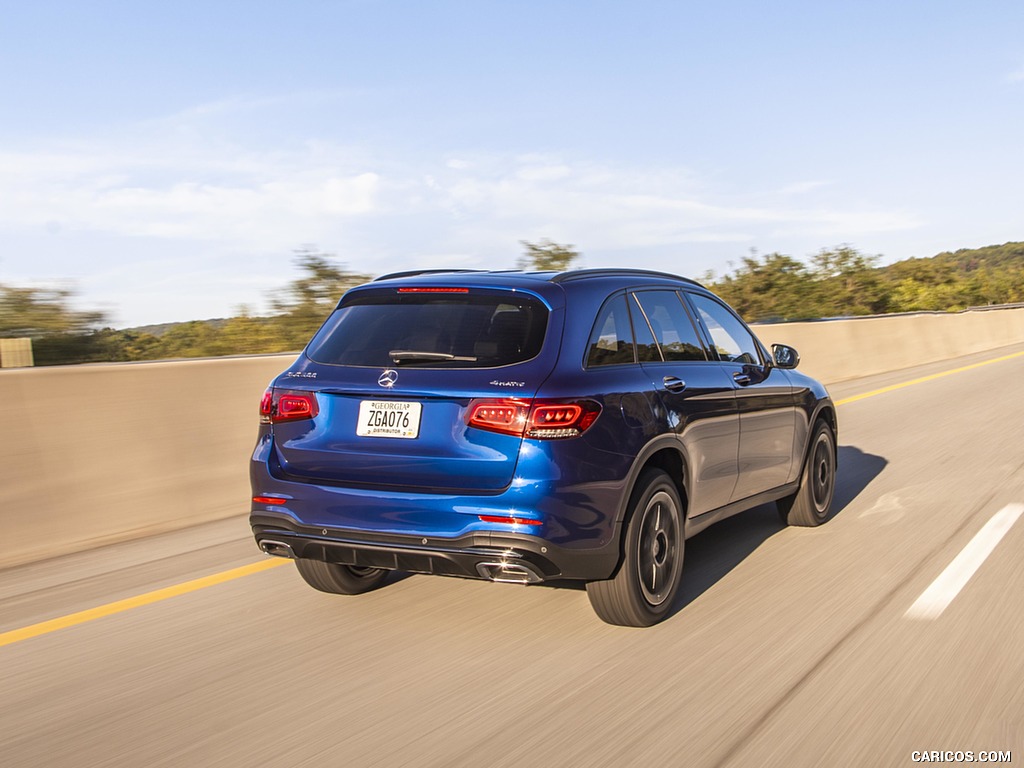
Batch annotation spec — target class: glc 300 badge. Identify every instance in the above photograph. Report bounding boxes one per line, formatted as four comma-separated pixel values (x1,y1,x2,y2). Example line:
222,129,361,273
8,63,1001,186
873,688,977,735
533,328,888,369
378,369,399,389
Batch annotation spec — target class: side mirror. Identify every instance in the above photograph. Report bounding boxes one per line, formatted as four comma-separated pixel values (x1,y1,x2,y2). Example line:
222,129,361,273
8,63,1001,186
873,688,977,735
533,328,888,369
772,343,800,369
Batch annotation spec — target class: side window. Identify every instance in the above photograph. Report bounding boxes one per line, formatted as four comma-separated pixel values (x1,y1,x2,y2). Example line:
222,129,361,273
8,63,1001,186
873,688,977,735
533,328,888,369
586,294,635,367
629,294,662,362
687,293,761,364
633,290,707,362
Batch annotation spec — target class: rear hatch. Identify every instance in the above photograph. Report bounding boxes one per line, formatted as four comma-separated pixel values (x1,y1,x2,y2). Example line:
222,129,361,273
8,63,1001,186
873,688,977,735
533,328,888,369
268,285,561,493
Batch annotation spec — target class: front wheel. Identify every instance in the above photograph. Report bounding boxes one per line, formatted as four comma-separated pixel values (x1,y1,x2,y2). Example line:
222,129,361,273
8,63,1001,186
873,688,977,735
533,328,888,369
586,468,685,627
295,558,390,595
778,419,836,527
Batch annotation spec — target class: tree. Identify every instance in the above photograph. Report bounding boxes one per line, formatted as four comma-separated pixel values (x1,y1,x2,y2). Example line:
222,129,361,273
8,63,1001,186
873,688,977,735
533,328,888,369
711,251,818,321
31,327,164,366
269,246,373,349
218,309,288,355
0,283,116,365
518,239,580,272
810,245,889,316
706,245,895,321
0,285,106,338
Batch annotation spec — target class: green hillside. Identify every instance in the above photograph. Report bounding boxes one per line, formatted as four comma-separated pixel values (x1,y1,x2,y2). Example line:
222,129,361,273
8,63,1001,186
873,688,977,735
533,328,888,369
709,242,1024,321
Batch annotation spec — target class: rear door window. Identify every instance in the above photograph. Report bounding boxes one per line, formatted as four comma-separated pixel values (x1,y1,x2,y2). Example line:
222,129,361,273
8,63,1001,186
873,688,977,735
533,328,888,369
629,294,662,362
306,291,548,368
632,290,707,362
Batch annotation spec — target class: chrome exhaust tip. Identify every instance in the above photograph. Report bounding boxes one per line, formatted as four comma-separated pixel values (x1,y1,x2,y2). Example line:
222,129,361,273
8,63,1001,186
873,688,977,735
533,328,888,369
476,561,543,584
260,539,296,558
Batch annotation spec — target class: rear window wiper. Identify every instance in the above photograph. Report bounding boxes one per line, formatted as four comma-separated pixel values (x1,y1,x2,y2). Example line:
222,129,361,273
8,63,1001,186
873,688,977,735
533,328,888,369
388,350,478,363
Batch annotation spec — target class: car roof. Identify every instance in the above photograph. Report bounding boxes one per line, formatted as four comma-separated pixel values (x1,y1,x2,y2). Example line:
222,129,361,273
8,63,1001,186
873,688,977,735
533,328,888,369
343,268,710,312
371,268,705,290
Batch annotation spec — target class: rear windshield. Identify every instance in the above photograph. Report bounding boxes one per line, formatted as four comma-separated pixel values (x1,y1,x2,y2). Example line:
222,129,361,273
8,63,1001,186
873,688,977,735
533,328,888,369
305,291,549,368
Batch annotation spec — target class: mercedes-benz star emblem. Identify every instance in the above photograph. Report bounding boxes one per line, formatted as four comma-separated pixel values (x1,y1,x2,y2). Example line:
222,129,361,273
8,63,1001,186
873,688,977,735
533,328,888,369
378,369,398,389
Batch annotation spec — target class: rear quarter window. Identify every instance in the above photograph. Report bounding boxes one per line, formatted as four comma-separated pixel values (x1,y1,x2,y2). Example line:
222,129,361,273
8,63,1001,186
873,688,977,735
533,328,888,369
586,294,636,367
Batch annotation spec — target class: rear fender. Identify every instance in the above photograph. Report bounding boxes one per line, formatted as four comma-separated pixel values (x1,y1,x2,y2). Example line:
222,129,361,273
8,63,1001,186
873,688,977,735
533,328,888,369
614,435,690,527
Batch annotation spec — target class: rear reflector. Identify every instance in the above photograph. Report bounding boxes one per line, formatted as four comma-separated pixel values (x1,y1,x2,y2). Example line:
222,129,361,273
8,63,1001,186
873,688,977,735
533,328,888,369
253,496,288,505
397,287,470,293
478,515,543,526
260,388,320,424
466,398,601,439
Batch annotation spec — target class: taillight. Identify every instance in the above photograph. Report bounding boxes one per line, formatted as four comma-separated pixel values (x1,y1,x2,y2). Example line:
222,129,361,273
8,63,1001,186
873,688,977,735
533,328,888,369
466,399,531,436
466,398,601,439
259,388,320,424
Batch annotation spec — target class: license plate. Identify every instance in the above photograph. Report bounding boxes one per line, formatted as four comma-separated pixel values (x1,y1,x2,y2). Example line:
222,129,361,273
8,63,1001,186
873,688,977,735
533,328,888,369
356,400,422,439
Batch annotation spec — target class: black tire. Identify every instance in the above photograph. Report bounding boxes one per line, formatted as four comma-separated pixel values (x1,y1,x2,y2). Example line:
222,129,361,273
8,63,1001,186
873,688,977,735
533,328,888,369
586,468,685,627
294,558,390,595
777,419,836,527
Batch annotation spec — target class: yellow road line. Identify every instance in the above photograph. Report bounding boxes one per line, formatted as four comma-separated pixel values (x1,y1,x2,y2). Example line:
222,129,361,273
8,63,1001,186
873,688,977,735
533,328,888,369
4,347,1023,648
0,557,288,648
835,349,1024,406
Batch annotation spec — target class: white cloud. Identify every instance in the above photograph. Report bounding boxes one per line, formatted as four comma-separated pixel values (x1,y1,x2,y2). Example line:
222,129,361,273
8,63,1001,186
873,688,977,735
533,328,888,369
415,155,919,252
0,103,926,324
0,136,920,260
0,144,382,248
776,180,833,196
0,97,920,261
515,163,572,182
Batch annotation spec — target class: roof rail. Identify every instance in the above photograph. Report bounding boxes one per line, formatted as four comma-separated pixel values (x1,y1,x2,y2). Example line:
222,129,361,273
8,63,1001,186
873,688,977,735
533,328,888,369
550,268,703,287
373,268,486,282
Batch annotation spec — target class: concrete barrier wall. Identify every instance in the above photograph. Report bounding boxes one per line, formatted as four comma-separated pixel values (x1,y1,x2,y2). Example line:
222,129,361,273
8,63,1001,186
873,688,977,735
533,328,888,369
751,307,1024,383
0,354,296,569
1,307,1022,569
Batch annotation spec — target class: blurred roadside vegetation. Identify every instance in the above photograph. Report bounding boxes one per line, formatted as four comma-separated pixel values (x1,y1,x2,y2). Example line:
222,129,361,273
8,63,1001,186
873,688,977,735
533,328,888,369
2,240,1022,366
706,242,1024,321
1,248,371,366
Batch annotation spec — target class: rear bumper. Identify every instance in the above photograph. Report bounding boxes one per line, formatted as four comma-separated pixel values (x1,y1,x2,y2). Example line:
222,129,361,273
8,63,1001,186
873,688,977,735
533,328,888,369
251,512,620,583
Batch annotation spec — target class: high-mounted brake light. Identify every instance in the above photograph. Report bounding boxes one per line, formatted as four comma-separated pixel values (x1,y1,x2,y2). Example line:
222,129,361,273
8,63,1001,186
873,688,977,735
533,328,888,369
260,388,319,424
397,287,470,293
466,398,601,439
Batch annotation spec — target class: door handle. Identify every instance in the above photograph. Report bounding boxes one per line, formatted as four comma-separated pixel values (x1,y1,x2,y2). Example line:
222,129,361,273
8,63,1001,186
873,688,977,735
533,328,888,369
662,376,686,392
732,372,752,386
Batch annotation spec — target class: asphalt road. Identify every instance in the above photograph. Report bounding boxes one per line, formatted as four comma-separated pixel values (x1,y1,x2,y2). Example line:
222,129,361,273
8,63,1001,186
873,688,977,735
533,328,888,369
3,344,1023,768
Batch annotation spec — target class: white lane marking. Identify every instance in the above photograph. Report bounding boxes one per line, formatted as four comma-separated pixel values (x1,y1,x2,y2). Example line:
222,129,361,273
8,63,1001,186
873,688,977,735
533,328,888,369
906,504,1024,620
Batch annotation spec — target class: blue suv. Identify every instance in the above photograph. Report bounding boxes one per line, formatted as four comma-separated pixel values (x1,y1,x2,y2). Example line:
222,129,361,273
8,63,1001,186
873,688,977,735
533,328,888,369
250,268,836,626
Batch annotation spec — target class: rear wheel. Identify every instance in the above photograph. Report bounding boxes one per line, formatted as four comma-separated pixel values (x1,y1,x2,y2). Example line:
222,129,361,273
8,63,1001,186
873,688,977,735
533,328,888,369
586,468,685,627
295,559,390,594
778,419,836,527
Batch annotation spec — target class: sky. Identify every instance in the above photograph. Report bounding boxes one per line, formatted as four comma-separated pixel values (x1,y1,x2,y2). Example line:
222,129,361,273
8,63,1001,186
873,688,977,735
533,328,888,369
1,0,1022,327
